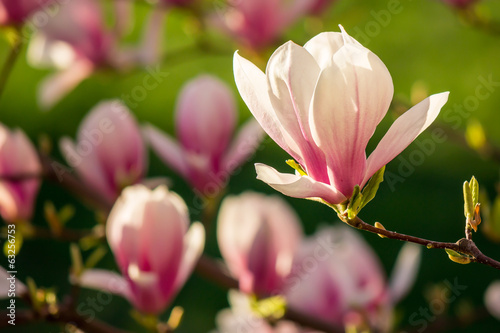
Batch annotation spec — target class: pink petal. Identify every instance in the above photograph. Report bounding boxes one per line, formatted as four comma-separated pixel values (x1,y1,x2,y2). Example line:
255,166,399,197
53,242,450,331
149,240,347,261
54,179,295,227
135,8,167,65
222,118,265,174
310,30,393,196
143,124,189,178
78,268,132,300
38,59,94,110
485,281,500,320
59,137,115,201
389,243,421,303
233,52,302,161
173,222,205,290
0,266,27,298
255,163,346,204
363,92,449,186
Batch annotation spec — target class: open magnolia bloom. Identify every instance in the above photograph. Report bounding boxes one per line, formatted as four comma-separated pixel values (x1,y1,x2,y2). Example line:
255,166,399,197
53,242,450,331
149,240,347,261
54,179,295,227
78,185,205,314
234,27,449,205
285,226,421,332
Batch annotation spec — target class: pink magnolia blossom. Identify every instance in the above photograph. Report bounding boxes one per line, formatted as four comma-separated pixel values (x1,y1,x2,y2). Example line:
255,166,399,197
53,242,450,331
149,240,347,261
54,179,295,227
60,100,146,204
285,226,420,332
79,184,205,314
234,27,449,205
0,0,54,25
485,281,500,320
213,0,311,50
0,124,41,222
217,192,302,296
27,0,165,109
144,75,264,197
306,0,336,15
159,0,195,7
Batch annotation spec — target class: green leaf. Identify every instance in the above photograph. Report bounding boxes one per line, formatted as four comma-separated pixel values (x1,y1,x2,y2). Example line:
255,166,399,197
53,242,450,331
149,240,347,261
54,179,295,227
445,249,471,264
463,181,473,220
347,185,362,219
470,176,479,207
359,166,385,211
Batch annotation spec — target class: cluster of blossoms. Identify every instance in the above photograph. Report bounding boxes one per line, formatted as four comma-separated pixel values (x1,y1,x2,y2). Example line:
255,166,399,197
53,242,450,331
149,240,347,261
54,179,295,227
0,0,499,331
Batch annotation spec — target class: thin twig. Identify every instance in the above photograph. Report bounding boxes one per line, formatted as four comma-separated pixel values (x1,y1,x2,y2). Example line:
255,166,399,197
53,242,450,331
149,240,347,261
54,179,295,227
343,216,500,270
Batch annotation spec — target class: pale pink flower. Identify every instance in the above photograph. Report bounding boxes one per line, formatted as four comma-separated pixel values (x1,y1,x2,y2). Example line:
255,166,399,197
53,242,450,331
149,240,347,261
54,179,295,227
213,0,311,50
285,226,421,332
0,0,54,26
144,75,264,197
0,124,41,222
27,0,164,110
485,280,500,320
215,290,305,333
60,100,146,204
234,27,449,205
79,184,205,314
217,192,302,295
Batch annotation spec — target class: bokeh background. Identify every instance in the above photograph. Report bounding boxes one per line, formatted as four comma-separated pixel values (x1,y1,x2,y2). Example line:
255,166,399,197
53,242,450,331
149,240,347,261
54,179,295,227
1,0,500,332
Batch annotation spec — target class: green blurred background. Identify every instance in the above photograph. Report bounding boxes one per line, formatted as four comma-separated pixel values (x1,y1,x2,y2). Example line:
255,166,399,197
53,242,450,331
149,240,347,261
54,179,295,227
1,0,500,331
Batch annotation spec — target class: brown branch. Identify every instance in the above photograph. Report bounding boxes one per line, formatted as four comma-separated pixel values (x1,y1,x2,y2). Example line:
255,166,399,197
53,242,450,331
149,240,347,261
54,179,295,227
344,216,500,270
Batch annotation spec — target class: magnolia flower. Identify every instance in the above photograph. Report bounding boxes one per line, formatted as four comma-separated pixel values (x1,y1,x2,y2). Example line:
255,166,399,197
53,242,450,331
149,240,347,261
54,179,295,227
0,124,41,222
79,184,205,314
215,290,304,333
0,0,53,26
27,0,164,109
485,281,500,320
159,0,195,7
144,75,264,197
306,0,336,15
234,27,449,205
213,0,311,50
217,192,302,295
60,100,146,204
285,226,421,332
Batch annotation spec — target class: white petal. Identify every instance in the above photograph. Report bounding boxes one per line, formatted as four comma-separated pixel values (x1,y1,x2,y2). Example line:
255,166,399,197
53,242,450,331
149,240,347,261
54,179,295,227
234,52,302,161
485,281,500,320
0,266,26,299
388,243,421,303
78,269,132,300
255,163,346,204
38,60,94,110
363,92,449,186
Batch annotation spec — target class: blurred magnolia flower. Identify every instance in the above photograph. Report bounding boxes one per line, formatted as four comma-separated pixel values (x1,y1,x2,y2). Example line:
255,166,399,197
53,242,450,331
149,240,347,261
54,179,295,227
215,290,304,333
79,184,205,314
0,265,27,298
217,192,302,295
0,124,41,222
485,280,500,320
144,75,264,197
0,0,54,26
305,0,336,15
234,27,449,205
285,226,421,332
212,0,311,50
60,100,146,204
27,0,165,110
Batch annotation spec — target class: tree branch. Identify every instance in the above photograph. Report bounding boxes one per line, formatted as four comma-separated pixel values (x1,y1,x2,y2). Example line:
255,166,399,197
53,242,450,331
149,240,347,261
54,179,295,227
344,216,500,270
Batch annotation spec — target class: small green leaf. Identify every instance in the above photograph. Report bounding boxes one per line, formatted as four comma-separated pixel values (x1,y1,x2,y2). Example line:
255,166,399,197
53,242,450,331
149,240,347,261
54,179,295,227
445,249,471,264
470,176,479,207
85,246,107,269
286,159,307,176
347,185,362,219
251,295,287,320
58,205,75,226
359,166,385,211
70,243,83,277
463,181,474,220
